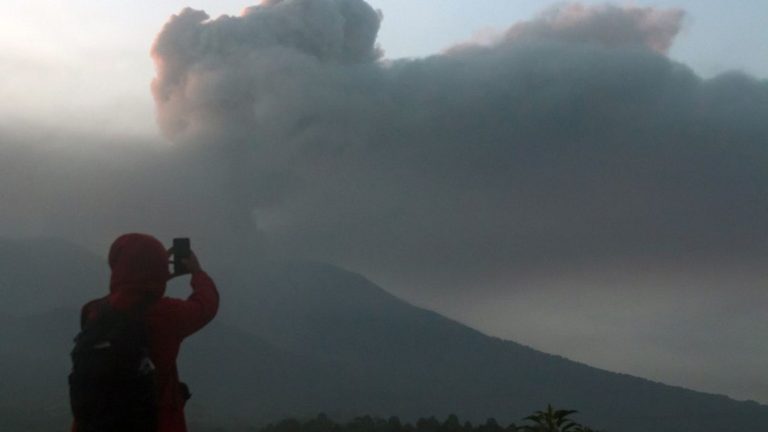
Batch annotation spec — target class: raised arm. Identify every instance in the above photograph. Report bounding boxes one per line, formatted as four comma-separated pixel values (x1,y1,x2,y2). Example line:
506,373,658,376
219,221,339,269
177,271,219,337
164,251,220,338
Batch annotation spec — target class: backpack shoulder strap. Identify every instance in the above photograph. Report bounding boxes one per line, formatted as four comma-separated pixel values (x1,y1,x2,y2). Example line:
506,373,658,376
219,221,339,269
80,297,110,330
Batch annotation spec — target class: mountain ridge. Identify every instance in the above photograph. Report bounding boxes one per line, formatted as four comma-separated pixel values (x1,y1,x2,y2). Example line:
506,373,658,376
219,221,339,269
0,237,765,431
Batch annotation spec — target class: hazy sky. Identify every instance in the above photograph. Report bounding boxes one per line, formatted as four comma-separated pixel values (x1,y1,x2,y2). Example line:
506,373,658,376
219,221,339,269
2,0,768,405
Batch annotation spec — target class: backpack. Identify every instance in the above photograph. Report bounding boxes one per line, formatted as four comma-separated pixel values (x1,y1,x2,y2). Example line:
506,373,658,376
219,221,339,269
69,300,158,432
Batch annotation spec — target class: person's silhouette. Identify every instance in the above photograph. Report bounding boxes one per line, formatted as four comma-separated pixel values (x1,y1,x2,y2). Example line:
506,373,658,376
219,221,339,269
72,233,219,432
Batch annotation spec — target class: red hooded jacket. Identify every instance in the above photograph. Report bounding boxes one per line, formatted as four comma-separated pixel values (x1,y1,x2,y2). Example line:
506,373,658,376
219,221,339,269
74,233,219,432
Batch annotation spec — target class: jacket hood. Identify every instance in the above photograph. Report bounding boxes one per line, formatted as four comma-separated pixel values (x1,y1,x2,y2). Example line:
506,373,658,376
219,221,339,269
108,233,170,311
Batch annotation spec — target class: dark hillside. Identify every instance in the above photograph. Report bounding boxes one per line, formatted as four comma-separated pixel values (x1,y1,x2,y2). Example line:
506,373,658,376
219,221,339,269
0,238,766,431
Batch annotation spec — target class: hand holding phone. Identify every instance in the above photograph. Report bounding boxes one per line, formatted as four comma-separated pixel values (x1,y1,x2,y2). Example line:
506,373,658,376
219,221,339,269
171,238,194,275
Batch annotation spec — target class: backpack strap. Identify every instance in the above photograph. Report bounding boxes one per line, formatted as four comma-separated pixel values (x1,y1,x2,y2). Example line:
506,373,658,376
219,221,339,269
80,297,110,330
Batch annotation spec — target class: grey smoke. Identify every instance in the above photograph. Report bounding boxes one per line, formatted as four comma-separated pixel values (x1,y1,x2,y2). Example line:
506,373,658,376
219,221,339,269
144,0,768,401
500,3,685,53
149,0,768,287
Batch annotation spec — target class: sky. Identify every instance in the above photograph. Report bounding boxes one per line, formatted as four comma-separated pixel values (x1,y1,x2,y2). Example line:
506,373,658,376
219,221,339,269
2,0,768,404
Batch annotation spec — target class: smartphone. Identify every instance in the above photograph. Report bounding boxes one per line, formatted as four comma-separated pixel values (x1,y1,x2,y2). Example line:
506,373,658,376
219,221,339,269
172,238,191,275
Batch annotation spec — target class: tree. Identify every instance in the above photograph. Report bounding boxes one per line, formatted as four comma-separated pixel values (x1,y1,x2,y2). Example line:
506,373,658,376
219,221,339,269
442,414,462,432
518,404,580,432
571,427,600,432
388,416,404,432
416,416,441,432
478,417,503,432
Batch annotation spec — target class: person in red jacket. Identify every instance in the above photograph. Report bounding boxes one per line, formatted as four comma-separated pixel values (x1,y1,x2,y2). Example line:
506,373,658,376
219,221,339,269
74,233,220,432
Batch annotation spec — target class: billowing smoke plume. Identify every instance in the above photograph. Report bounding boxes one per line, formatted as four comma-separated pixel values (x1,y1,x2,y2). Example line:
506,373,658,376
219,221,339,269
144,1,768,401
152,0,382,145
501,3,685,53
149,0,768,288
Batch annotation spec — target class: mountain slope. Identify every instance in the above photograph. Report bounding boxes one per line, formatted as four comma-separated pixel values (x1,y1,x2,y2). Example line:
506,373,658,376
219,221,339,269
208,260,768,431
0,238,766,432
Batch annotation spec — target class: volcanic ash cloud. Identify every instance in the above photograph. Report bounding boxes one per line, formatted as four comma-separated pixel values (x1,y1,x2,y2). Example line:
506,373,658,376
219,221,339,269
150,0,768,290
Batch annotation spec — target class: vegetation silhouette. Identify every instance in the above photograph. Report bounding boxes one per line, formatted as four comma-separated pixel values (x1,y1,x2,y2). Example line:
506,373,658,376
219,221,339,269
257,406,601,432
518,405,599,432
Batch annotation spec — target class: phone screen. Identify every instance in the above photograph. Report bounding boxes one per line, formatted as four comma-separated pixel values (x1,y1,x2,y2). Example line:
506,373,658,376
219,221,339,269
173,238,191,274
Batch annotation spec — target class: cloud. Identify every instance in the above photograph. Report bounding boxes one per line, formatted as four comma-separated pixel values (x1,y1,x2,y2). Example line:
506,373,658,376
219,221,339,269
502,3,685,53
147,0,768,290
151,0,382,144
0,127,253,260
